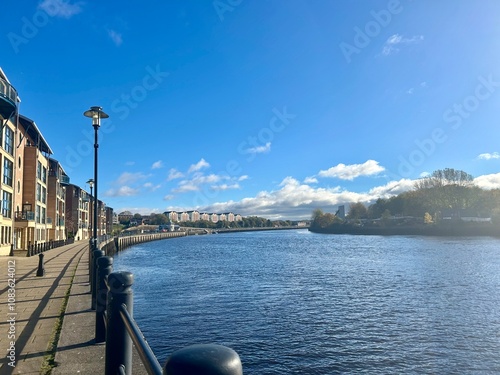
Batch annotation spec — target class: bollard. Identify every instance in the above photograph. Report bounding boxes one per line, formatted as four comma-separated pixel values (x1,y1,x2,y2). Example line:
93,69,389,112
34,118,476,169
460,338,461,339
96,256,113,343
105,271,134,375
163,344,243,375
36,253,45,277
91,249,104,310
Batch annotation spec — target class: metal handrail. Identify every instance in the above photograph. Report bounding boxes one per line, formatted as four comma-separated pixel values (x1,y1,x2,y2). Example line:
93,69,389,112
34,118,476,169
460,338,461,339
118,303,163,375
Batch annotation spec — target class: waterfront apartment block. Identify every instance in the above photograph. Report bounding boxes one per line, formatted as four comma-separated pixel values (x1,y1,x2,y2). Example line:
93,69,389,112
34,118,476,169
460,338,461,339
0,69,17,255
0,68,112,255
65,184,91,241
14,115,53,252
163,210,242,223
48,158,68,241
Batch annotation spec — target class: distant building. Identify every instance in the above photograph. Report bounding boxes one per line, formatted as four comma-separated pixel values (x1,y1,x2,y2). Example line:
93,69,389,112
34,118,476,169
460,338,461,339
118,211,133,223
337,205,345,219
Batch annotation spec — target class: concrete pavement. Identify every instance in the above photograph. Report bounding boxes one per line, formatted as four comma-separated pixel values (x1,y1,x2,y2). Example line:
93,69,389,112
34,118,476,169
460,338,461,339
0,241,88,375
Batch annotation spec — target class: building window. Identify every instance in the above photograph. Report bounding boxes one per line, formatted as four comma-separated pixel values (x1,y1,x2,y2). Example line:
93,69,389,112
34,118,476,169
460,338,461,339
36,183,41,202
3,159,13,187
42,207,46,224
42,186,46,204
2,191,12,218
4,127,13,155
36,205,41,223
37,161,42,180
42,166,47,183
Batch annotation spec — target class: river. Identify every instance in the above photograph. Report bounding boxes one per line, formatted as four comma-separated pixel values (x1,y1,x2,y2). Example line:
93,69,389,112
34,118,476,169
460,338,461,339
112,230,500,374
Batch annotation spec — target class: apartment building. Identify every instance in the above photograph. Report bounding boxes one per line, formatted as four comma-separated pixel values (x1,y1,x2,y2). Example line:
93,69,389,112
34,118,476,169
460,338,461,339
0,69,18,255
48,158,68,241
65,184,91,241
13,115,53,252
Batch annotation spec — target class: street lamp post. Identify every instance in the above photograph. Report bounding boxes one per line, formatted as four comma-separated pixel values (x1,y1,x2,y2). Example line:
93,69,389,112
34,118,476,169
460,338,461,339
84,107,108,310
83,107,109,249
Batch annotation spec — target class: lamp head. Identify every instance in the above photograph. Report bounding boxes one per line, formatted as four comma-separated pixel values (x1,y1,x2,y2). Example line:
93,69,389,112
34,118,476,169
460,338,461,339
83,106,109,127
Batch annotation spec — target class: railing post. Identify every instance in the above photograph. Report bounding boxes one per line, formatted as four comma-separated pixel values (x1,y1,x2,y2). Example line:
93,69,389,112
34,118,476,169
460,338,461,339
96,256,113,343
163,344,243,375
89,239,94,282
105,271,134,375
92,249,104,310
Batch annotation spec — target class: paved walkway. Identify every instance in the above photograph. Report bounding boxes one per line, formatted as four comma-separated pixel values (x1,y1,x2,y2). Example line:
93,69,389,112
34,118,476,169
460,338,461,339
0,240,153,375
0,241,88,375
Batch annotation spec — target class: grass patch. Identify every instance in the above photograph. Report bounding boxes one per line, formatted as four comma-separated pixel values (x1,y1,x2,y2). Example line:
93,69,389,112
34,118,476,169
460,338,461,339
40,257,80,375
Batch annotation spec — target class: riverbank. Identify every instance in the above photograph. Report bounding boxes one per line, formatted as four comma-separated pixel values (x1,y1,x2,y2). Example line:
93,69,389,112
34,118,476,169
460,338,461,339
309,222,500,237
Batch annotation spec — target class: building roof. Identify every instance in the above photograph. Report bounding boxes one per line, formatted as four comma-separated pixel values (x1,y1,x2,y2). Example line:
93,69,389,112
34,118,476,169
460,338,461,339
18,114,53,154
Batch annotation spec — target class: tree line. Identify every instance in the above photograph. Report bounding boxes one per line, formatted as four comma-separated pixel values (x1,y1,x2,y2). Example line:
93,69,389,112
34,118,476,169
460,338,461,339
311,168,500,230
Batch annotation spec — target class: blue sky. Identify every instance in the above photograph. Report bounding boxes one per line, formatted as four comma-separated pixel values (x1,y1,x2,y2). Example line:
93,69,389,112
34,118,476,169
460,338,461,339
2,0,500,219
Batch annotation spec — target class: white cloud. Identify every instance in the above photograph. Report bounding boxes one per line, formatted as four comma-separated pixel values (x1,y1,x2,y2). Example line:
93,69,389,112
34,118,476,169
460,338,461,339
244,142,271,154
188,158,210,173
151,160,163,169
104,186,139,197
474,173,500,189
173,173,224,193
406,88,414,94
198,176,413,220
238,175,249,181
477,152,500,160
172,182,200,193
367,179,415,198
318,160,385,180
38,0,83,18
143,182,161,191
304,176,318,184
211,183,241,191
167,168,184,181
116,172,149,185
108,29,123,46
382,34,424,56
163,195,174,201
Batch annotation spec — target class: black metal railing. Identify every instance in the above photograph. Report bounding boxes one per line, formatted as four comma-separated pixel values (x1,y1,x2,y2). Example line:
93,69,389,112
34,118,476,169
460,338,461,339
93,237,243,375
26,237,75,257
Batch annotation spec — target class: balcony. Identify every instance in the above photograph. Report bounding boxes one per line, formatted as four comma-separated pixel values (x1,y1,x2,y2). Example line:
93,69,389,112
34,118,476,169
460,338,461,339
60,175,70,185
0,77,18,119
14,211,36,228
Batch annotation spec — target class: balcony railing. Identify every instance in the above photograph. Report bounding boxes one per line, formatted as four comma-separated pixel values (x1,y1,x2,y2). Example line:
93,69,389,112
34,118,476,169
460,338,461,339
15,211,35,221
60,175,70,185
0,77,18,118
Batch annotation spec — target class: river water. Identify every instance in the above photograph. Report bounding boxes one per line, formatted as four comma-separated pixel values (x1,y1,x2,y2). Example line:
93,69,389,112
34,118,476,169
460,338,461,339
112,230,500,374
